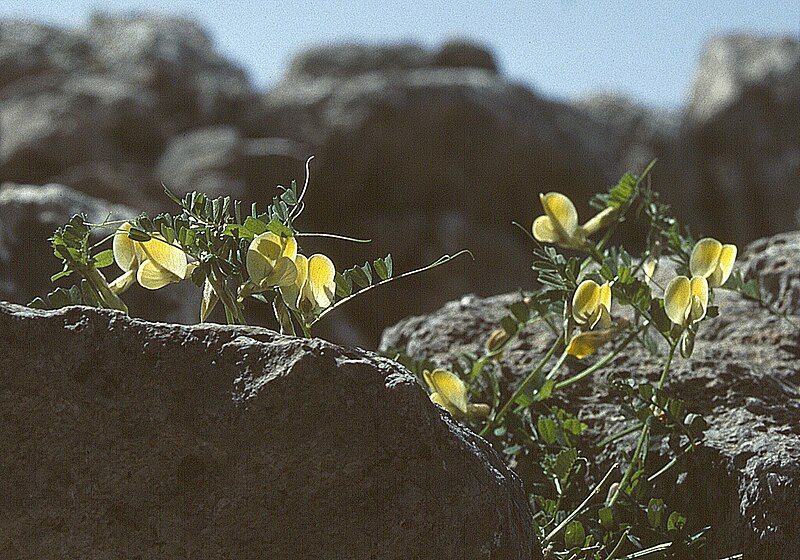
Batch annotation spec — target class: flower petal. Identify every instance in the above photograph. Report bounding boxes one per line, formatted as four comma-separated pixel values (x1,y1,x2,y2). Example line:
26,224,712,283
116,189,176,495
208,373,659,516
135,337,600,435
664,276,691,326
429,369,468,414
573,280,601,325
541,192,579,238
281,254,308,310
307,254,336,309
141,237,187,279
532,215,560,243
709,244,737,287
262,256,298,288
136,259,177,290
430,392,459,416
690,238,722,279
246,248,274,287
566,330,614,359
689,276,709,322
249,233,283,263
599,282,612,314
113,223,138,272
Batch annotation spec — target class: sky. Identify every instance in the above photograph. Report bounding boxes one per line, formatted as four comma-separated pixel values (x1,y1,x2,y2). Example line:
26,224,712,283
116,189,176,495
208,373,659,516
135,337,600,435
3,1,799,108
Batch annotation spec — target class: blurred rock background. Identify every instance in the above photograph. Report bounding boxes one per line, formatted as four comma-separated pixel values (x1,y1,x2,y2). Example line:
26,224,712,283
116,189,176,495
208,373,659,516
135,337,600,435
1,14,798,346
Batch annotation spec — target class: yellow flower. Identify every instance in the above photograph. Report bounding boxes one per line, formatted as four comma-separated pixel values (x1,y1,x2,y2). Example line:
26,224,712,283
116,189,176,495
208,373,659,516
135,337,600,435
664,275,709,327
423,369,468,416
532,193,617,249
566,328,616,359
111,222,188,291
281,253,336,316
572,280,612,329
246,232,299,291
689,238,737,288
642,258,657,285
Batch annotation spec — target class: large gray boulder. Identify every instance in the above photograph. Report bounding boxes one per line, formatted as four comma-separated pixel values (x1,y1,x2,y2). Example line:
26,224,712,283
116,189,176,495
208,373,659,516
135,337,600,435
0,302,537,560
683,34,800,244
254,56,613,344
0,14,257,202
381,232,800,559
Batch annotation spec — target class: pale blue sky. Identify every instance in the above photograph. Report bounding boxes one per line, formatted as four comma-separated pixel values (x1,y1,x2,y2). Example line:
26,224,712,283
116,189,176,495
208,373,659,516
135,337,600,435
3,1,799,107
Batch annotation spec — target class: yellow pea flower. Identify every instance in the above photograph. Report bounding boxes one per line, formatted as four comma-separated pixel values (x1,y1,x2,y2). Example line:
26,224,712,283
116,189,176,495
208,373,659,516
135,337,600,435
572,280,612,329
246,232,299,291
566,279,616,358
566,328,617,360
422,369,490,419
689,238,737,288
532,193,617,249
664,275,709,327
423,369,468,416
110,222,189,291
281,253,336,317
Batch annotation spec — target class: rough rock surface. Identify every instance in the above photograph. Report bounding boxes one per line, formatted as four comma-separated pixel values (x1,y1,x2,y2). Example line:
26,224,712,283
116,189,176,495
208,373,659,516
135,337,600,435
381,233,800,559
0,302,538,560
0,182,195,324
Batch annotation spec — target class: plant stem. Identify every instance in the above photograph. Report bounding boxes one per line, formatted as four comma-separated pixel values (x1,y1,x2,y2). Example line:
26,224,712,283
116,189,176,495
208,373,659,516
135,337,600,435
543,462,619,544
606,341,677,507
554,327,641,390
480,333,564,436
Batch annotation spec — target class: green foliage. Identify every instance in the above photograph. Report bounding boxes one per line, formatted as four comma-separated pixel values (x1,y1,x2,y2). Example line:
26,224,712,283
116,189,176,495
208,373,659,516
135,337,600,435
31,158,467,336
387,161,761,559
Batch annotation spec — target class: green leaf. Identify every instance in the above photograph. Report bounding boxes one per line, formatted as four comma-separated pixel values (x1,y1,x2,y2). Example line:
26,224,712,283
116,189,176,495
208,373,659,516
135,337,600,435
50,269,73,282
535,379,555,402
667,511,686,531
373,257,391,280
92,249,115,269
564,520,585,548
537,417,558,444
243,216,269,236
335,272,353,298
552,448,577,482
127,228,151,242
647,498,665,528
500,315,518,336
265,218,293,238
509,301,530,323
599,507,614,529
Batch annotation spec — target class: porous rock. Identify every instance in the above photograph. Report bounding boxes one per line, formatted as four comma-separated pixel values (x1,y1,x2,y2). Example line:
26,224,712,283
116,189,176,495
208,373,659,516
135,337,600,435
0,302,538,560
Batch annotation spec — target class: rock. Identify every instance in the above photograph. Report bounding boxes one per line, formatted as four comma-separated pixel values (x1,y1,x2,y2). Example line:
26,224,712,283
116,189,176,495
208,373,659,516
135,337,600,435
380,233,800,558
0,21,88,92
741,230,800,315
86,13,256,129
0,302,538,560
284,40,497,81
0,14,257,201
156,125,309,201
684,34,800,244
0,183,195,324
259,63,612,343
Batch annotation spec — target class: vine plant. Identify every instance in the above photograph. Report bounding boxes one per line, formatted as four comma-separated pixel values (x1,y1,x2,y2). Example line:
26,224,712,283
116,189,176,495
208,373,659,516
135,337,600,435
30,158,469,336
390,162,774,559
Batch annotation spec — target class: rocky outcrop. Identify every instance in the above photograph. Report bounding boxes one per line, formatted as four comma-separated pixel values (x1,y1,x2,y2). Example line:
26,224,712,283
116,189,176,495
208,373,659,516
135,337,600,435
381,233,800,559
0,15,256,206
684,34,800,245
0,302,537,560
